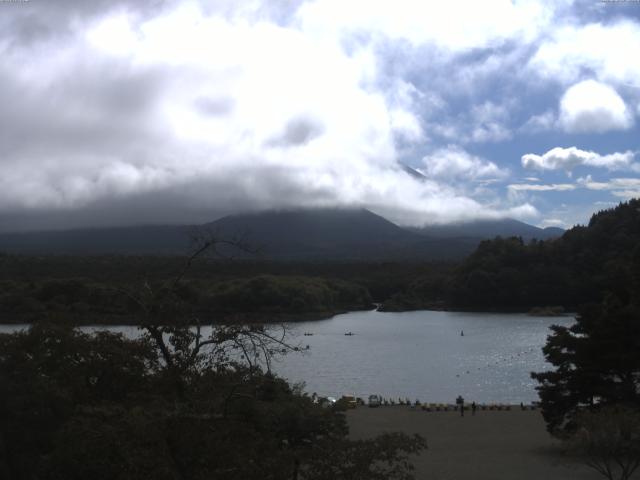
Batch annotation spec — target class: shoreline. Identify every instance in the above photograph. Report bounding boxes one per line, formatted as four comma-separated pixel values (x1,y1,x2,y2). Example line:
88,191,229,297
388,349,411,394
0,305,576,326
0,309,357,326
379,304,576,316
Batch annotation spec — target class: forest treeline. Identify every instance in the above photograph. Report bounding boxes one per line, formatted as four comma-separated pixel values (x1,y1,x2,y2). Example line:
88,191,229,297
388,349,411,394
448,199,640,310
0,274,376,324
1,199,638,322
0,253,454,323
383,199,640,312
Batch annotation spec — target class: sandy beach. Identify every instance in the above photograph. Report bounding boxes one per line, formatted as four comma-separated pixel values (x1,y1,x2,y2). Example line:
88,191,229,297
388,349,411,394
347,406,624,480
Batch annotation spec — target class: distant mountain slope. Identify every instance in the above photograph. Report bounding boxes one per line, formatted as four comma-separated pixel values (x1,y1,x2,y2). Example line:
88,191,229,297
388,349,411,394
411,218,564,241
206,208,423,259
209,208,417,246
0,208,562,260
0,209,424,258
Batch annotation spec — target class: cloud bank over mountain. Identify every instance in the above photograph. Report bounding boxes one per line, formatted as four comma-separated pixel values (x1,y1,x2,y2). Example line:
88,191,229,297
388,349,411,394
0,0,638,231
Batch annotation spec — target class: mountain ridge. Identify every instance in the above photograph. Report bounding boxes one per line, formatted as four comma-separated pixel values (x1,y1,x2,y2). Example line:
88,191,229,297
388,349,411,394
0,208,563,259
410,218,564,241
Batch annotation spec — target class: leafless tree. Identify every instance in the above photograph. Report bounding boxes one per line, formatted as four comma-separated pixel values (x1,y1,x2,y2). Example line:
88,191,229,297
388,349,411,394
119,228,298,386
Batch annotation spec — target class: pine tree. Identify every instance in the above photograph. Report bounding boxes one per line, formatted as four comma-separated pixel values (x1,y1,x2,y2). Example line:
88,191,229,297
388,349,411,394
532,295,640,433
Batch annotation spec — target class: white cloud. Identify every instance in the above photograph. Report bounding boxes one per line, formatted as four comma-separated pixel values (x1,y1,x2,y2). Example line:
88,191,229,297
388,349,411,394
468,101,512,142
576,175,612,191
469,123,511,143
521,110,556,133
420,146,507,182
0,0,542,231
522,147,636,172
7,0,640,231
425,100,513,144
540,218,566,227
529,21,640,86
613,190,640,199
577,175,640,198
558,80,633,133
390,109,424,143
508,183,576,192
297,0,554,51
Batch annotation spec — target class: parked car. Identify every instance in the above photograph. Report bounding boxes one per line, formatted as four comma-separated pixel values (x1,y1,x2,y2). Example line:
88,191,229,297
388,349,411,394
368,394,381,407
339,395,358,409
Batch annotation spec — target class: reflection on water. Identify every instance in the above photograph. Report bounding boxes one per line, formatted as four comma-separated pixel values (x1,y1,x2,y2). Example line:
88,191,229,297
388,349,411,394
0,310,573,403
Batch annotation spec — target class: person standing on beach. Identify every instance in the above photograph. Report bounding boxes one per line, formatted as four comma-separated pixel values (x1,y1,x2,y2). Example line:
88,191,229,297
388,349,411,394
456,395,464,416
471,401,476,416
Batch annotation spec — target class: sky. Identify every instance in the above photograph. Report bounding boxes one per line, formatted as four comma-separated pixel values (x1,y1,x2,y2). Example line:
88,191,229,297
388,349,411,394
1,0,639,232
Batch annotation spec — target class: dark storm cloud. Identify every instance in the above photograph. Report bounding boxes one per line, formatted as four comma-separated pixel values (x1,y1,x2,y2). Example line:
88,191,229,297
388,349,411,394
0,163,341,232
0,61,167,157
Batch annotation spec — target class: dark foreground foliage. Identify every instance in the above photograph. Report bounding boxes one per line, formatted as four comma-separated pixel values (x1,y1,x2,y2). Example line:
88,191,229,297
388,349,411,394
0,324,425,479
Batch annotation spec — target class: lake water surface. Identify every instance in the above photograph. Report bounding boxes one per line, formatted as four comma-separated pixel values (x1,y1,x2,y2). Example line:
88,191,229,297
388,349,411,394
273,309,573,404
0,310,574,404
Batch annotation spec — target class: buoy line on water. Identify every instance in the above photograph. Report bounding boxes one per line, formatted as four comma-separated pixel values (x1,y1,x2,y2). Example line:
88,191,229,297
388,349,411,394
455,346,540,378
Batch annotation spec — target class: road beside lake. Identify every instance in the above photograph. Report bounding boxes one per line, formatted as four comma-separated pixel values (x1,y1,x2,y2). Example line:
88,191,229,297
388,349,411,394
347,406,607,480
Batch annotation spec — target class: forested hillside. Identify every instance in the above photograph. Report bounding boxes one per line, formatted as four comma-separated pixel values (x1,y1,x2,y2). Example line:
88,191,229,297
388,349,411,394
0,254,452,323
0,273,373,324
0,208,561,261
449,199,640,310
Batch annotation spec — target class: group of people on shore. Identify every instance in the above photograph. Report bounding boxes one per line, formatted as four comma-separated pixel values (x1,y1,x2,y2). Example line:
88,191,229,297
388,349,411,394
455,395,477,416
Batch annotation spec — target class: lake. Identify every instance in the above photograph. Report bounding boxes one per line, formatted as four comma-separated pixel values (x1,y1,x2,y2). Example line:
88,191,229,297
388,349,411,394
273,309,573,404
0,309,573,404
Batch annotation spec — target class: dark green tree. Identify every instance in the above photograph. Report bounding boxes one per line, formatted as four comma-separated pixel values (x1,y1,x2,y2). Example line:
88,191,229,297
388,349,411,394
533,216,640,435
532,296,640,434
0,323,158,479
